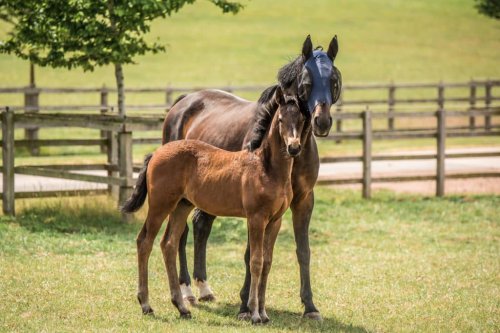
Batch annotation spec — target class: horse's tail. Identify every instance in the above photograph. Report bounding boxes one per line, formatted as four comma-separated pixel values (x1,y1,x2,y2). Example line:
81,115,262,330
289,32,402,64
121,154,153,213
162,94,187,145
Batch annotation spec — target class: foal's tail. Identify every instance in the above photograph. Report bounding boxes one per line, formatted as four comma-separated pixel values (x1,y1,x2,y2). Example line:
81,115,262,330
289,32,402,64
121,153,153,213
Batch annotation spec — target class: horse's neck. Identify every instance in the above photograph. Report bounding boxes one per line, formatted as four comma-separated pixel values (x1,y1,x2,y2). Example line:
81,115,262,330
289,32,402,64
259,116,293,181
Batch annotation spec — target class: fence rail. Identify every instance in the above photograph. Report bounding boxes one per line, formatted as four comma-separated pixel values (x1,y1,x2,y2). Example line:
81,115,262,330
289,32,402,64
1,79,499,219
1,106,499,217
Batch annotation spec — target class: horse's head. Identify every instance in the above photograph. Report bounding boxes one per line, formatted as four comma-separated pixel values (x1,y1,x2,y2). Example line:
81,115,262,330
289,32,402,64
275,87,307,157
279,35,342,137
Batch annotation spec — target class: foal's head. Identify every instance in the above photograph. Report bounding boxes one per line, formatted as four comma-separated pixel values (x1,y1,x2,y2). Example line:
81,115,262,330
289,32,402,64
274,87,307,157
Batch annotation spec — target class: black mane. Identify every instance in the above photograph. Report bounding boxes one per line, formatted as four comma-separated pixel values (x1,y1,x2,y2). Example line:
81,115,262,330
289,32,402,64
277,56,303,89
247,85,279,151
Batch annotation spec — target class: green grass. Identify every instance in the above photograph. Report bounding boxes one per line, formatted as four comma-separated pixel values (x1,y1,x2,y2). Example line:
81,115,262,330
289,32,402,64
1,188,499,332
1,0,499,89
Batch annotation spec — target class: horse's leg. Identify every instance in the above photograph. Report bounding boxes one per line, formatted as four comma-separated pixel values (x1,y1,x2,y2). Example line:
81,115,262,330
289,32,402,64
237,236,251,319
178,224,197,306
137,208,169,315
160,200,194,318
192,209,216,302
246,217,266,325
291,190,322,320
258,217,282,323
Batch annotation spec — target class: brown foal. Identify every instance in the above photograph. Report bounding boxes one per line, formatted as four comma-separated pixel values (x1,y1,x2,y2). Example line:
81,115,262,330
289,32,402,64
122,88,308,324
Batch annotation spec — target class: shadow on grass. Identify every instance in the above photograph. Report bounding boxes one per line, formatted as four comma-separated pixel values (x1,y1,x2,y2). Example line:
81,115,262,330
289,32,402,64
189,302,370,332
3,199,139,237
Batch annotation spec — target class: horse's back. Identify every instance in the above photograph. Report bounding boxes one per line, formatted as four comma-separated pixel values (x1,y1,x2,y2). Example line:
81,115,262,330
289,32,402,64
162,89,256,151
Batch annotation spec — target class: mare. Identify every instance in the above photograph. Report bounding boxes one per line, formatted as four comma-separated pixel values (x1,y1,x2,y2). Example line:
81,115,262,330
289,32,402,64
123,88,308,324
162,35,342,320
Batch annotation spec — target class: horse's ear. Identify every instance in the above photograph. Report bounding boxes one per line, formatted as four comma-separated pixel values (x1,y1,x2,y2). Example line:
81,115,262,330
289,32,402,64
327,35,338,61
302,35,313,61
275,86,285,105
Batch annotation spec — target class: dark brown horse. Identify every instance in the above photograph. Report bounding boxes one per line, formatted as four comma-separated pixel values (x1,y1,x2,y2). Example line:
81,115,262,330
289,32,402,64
123,89,308,324
163,35,341,320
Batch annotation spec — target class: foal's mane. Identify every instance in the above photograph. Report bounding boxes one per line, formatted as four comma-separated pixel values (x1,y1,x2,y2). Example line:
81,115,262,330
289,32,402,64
247,85,279,151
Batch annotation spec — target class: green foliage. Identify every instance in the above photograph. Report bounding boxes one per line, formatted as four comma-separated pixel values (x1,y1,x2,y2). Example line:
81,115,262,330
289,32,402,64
0,0,242,71
475,0,500,19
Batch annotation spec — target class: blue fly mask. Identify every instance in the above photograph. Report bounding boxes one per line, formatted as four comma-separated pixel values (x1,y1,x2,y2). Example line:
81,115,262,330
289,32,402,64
298,36,342,113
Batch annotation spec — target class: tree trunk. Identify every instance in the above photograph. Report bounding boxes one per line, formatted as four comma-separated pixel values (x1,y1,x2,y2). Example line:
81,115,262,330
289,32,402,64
29,62,35,87
114,63,125,116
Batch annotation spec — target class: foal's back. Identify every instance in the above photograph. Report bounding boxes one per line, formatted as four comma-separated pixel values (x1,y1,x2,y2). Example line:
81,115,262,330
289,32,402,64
148,140,261,218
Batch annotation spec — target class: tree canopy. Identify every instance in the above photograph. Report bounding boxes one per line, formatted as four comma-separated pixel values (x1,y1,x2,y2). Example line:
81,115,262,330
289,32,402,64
0,0,243,71
475,0,500,19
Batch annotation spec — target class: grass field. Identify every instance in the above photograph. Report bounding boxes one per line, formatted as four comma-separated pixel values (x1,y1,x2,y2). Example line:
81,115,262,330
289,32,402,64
0,188,499,332
1,0,499,90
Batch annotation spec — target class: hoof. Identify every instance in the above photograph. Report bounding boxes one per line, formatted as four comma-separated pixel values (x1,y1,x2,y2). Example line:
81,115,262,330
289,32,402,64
184,295,198,307
303,311,323,321
251,314,262,325
198,294,216,302
237,312,252,321
260,313,270,324
141,306,154,315
180,311,192,319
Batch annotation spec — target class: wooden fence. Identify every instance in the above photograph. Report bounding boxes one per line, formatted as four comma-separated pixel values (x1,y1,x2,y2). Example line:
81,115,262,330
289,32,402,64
0,79,499,154
0,79,499,218
1,105,499,217
316,107,500,198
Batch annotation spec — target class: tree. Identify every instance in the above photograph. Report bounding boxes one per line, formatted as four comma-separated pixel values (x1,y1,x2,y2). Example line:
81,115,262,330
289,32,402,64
475,0,500,19
0,0,243,116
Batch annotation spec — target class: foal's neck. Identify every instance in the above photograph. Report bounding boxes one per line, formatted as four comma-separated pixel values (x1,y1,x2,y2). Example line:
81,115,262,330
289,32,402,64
258,115,293,181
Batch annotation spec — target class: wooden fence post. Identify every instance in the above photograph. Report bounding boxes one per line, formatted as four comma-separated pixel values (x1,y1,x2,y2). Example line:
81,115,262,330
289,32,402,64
437,82,445,110
2,107,15,215
118,130,133,222
335,92,343,144
485,80,492,131
24,85,40,156
165,86,172,111
468,80,476,130
107,130,119,199
436,107,446,197
388,82,396,131
100,85,109,153
362,107,372,199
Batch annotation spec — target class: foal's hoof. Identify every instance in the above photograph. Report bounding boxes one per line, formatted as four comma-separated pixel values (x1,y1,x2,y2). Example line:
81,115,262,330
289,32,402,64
237,312,252,321
180,311,192,319
184,296,198,307
198,294,216,302
251,314,263,325
260,312,270,324
303,311,323,321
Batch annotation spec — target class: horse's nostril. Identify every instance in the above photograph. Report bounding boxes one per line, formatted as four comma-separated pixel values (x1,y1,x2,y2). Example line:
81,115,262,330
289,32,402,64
314,116,320,127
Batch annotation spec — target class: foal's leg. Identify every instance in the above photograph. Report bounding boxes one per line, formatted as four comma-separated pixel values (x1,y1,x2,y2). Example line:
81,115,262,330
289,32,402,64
192,209,217,302
246,217,266,324
160,200,194,318
237,236,251,319
137,208,169,315
178,224,197,306
258,217,282,323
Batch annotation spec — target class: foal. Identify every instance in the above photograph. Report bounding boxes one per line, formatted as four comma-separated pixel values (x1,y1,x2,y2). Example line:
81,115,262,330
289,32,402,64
122,88,308,324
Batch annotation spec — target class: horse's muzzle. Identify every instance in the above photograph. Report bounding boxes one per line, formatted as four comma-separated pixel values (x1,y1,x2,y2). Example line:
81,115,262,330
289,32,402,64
287,144,301,157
